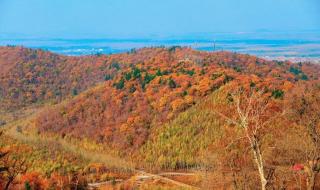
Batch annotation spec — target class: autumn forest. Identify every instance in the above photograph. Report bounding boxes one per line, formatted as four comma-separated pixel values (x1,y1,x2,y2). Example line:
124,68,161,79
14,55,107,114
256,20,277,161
0,45,319,190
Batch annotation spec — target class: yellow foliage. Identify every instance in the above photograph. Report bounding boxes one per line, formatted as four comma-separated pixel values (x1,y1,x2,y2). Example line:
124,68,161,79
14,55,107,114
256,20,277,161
171,98,186,112
184,95,194,104
197,78,212,95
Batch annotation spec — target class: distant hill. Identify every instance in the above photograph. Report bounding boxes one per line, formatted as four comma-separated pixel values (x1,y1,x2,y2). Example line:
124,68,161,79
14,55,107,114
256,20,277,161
0,46,132,109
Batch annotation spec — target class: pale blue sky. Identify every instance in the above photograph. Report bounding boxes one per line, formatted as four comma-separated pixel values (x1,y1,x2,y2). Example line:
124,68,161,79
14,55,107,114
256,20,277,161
0,0,319,38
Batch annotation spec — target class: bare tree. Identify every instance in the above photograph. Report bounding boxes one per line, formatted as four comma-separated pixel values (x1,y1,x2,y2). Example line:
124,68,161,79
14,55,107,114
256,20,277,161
3,157,28,190
0,133,29,190
215,87,281,190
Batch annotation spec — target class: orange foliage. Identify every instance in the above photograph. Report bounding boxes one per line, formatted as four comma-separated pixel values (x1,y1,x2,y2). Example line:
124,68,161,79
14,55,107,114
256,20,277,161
2,46,319,155
20,172,49,190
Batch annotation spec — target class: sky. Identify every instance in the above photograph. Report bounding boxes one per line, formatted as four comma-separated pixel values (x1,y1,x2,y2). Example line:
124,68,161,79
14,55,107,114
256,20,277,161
0,0,319,39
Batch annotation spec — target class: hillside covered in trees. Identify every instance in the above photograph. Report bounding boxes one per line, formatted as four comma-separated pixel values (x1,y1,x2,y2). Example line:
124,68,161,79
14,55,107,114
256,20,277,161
0,46,320,189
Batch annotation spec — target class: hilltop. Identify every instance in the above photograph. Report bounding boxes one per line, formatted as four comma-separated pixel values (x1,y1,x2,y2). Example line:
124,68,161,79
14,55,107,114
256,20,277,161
2,46,319,109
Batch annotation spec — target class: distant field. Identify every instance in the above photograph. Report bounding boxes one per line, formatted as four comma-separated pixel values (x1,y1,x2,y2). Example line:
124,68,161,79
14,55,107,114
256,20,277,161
1,37,320,63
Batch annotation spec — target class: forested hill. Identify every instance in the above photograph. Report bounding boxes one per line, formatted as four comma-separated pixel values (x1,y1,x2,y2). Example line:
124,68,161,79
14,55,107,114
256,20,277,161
1,46,319,110
1,46,318,152
1,46,320,189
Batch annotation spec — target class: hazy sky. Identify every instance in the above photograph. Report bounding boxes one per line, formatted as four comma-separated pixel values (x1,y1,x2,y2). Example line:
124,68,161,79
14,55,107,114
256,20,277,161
0,0,319,38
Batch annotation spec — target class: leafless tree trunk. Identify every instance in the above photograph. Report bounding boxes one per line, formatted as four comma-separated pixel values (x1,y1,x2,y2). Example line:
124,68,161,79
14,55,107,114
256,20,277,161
4,176,14,190
215,89,279,190
249,135,267,190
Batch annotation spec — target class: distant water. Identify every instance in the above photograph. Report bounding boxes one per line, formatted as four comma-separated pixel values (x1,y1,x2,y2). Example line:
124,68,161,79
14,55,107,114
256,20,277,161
1,38,320,62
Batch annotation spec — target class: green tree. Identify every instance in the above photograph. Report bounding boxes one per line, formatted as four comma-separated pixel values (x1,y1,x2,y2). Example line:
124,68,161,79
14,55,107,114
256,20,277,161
124,72,132,81
168,78,177,89
25,182,31,190
156,69,162,76
114,78,125,89
71,88,78,96
104,74,112,81
271,89,284,99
